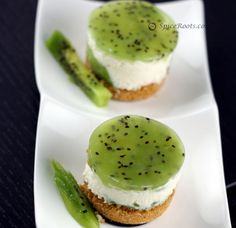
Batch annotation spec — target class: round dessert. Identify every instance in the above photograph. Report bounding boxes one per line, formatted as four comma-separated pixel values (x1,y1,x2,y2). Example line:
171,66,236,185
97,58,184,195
87,0,178,101
82,115,185,225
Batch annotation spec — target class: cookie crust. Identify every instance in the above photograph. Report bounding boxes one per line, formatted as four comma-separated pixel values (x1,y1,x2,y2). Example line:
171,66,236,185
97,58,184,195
105,81,164,101
80,183,174,225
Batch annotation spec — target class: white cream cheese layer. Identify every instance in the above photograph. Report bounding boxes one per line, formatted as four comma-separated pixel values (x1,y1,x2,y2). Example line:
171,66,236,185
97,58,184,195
83,164,180,210
88,33,172,91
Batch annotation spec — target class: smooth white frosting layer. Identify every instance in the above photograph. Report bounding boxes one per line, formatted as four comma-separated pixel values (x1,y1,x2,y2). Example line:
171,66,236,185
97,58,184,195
88,33,172,90
83,163,180,210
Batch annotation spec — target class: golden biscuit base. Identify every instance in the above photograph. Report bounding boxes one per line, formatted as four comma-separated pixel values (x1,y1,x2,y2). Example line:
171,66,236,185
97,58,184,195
105,81,163,101
80,183,175,225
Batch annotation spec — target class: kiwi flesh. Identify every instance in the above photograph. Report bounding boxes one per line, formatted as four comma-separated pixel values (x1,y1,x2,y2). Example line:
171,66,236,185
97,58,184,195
46,31,112,107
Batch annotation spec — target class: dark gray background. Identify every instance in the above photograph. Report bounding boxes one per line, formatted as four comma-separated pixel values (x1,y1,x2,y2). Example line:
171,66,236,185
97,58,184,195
0,0,235,227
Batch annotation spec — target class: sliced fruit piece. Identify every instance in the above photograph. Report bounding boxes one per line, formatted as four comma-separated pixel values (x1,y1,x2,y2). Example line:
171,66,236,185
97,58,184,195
51,160,99,228
46,31,112,107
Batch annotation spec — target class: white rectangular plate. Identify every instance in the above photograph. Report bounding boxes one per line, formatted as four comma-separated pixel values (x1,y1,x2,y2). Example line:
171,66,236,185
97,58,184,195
35,0,215,119
34,0,232,228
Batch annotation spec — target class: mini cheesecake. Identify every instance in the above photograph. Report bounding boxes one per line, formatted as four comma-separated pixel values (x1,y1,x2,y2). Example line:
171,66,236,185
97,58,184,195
81,115,185,225
87,0,178,101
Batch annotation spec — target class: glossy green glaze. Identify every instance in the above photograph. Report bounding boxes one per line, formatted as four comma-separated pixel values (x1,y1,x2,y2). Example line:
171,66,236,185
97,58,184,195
88,115,185,191
88,0,178,61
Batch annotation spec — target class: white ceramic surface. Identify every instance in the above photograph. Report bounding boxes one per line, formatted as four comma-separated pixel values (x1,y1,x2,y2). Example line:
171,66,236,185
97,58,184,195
34,0,232,227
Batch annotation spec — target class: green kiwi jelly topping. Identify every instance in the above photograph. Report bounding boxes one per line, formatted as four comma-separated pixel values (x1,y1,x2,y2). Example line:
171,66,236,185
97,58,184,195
88,115,185,191
88,0,178,61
